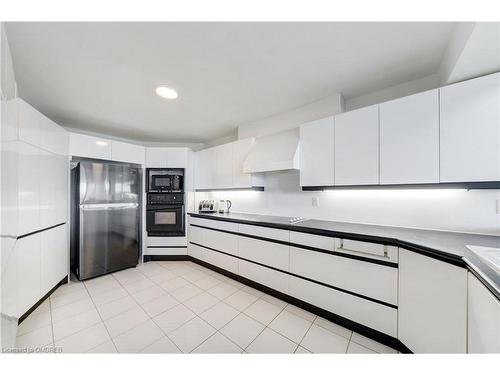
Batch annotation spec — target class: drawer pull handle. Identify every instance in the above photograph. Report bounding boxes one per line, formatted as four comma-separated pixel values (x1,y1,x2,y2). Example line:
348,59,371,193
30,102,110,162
337,239,389,259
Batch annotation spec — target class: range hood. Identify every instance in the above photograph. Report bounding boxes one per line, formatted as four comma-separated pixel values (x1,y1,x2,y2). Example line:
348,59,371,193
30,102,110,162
243,128,300,173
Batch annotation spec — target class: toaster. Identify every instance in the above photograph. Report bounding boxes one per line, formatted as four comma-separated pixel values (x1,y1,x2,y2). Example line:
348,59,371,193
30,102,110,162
198,199,217,213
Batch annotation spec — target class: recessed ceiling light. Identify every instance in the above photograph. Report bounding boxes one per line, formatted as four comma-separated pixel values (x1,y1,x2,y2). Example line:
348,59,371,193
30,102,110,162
95,141,108,147
155,85,178,100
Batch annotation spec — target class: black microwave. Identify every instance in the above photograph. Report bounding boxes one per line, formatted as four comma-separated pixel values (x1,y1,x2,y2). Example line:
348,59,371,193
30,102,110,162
147,168,184,193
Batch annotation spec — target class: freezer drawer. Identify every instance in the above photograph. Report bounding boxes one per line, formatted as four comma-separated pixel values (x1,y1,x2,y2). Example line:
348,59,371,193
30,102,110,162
78,204,139,280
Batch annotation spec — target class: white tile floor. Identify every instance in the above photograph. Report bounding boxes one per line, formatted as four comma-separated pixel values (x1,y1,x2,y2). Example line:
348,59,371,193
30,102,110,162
15,261,399,354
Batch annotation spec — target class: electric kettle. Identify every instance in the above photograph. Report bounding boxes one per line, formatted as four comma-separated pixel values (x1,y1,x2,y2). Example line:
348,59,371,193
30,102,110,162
218,199,232,214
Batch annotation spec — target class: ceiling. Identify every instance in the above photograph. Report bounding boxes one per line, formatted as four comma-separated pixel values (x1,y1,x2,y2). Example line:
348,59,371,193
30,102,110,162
6,22,456,143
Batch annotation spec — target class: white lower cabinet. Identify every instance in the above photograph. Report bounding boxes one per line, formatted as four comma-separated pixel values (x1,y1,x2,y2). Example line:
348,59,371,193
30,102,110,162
289,246,398,305
288,275,397,337
188,243,204,260
398,249,467,353
203,248,238,274
238,260,289,294
40,224,68,296
468,273,500,353
203,229,239,257
238,236,289,271
15,234,41,317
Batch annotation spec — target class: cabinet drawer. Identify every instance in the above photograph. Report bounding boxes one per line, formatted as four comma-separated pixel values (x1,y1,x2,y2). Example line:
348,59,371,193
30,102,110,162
334,238,398,263
188,225,204,244
289,275,397,337
238,236,289,271
238,223,289,242
203,228,238,256
144,247,187,256
203,248,238,274
188,243,204,260
290,247,398,305
189,217,238,232
289,231,334,251
238,260,289,294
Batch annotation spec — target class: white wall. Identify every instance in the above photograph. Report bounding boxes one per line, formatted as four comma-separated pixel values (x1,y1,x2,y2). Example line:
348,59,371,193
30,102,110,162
196,170,500,235
238,93,344,139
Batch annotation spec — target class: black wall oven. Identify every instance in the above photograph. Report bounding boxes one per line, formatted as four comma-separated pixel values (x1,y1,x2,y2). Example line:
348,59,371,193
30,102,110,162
146,193,185,237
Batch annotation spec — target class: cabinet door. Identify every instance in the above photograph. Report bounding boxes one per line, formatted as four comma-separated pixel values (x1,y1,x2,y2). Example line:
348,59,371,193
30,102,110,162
17,99,41,147
194,148,216,190
40,116,69,155
54,154,68,224
239,260,289,294
18,142,41,235
214,143,233,189
145,147,167,167
300,116,335,186
379,89,439,184
232,138,254,188
15,234,41,317
41,224,68,296
468,274,500,353
112,141,145,165
398,249,467,353
335,105,379,185
166,148,188,168
69,133,112,160
39,149,57,228
440,73,500,182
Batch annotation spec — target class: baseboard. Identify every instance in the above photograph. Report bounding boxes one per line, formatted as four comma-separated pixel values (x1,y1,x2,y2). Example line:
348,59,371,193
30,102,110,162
18,276,68,325
143,255,191,262
189,257,412,354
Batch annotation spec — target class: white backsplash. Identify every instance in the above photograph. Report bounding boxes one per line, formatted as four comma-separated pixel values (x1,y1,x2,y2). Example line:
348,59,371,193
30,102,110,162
195,170,500,236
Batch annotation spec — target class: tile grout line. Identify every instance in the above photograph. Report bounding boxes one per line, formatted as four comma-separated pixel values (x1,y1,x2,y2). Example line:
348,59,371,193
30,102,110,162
48,297,56,351
81,277,120,353
111,268,184,353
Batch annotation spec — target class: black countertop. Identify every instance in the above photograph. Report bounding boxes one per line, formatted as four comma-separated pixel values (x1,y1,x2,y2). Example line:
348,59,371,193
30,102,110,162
188,211,500,299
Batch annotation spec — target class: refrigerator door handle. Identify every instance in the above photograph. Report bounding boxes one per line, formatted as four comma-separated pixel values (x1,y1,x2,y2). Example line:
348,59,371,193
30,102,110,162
80,203,139,210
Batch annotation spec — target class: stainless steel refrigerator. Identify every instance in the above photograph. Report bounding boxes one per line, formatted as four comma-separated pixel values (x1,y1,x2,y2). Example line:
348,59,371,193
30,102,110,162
70,159,141,280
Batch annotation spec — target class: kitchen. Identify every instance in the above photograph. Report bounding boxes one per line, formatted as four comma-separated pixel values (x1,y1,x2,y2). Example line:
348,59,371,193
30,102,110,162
1,11,500,367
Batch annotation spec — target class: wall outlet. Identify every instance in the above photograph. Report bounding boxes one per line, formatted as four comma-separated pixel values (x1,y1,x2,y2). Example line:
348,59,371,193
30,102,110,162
312,197,319,207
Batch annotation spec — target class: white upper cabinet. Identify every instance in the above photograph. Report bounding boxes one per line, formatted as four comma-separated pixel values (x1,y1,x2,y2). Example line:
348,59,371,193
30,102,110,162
299,116,335,186
194,147,216,190
379,89,440,184
193,138,263,190
214,143,233,188
166,148,188,168
233,138,253,188
112,140,145,165
146,147,188,168
440,72,500,182
17,99,41,146
40,116,69,155
468,273,500,353
335,105,379,185
69,133,112,160
145,147,167,167
232,138,264,188
398,249,467,353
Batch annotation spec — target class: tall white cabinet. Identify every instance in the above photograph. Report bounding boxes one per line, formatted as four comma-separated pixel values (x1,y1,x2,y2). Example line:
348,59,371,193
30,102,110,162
440,72,500,182
2,98,70,318
299,116,335,187
379,89,440,184
398,249,467,353
334,105,379,185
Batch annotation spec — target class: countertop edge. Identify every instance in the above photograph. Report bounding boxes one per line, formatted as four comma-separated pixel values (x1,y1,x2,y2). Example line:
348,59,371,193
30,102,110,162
187,212,500,300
